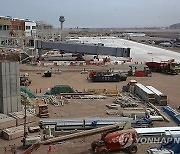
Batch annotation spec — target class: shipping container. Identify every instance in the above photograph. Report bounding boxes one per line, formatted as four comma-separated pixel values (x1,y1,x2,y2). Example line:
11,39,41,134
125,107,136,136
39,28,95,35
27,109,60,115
146,86,167,106
135,83,155,103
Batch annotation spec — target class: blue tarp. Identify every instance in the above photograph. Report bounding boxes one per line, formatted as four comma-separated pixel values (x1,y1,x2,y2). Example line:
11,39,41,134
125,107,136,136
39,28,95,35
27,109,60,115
162,106,180,125
20,86,36,98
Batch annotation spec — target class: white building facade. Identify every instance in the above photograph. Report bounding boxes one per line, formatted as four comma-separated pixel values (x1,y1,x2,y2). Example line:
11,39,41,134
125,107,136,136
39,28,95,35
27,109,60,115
24,20,36,37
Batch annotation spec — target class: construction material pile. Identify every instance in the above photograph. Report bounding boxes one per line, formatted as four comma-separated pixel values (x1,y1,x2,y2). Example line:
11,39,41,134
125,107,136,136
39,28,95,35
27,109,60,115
80,95,106,99
43,96,66,106
21,92,36,114
21,92,35,107
39,117,153,131
113,93,140,108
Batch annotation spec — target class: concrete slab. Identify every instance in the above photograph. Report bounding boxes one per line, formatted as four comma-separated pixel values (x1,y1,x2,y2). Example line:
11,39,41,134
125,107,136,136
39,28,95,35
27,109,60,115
10,75,18,96
0,113,16,136
7,97,11,114
6,75,10,97
3,125,24,140
17,95,22,111
9,111,37,126
16,74,20,95
0,76,7,97
1,97,8,114
9,62,17,75
5,62,10,76
79,37,180,62
0,62,6,76
11,96,18,113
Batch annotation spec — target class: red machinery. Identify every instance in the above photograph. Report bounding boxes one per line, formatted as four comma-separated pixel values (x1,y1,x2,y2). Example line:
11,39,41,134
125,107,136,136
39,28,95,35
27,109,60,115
146,59,178,75
91,129,137,154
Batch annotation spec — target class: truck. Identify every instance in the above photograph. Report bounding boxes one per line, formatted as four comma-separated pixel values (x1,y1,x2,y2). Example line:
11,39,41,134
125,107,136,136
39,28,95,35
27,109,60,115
146,59,179,75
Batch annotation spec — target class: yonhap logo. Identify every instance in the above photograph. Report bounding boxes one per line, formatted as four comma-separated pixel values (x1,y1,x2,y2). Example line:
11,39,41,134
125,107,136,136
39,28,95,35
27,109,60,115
137,137,180,144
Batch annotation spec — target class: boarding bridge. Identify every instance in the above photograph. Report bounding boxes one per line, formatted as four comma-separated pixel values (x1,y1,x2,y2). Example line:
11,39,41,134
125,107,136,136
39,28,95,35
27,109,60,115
35,40,131,60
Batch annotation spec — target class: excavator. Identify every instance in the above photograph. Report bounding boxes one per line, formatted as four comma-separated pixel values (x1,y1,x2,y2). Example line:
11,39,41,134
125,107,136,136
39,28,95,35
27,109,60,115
23,122,138,154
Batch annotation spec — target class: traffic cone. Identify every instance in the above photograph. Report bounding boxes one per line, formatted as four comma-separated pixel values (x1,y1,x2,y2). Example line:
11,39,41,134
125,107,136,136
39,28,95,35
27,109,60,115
39,88,41,93
48,145,53,152
36,89,37,93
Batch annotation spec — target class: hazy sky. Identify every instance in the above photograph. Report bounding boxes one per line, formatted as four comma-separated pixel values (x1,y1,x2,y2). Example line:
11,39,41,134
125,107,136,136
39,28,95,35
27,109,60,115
0,0,180,28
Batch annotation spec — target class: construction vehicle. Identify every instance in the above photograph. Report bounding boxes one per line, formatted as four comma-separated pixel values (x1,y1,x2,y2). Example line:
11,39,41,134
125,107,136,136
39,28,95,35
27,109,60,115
20,75,32,86
43,70,52,77
23,122,133,154
23,121,180,154
88,70,127,82
146,59,179,75
128,65,152,77
91,129,137,154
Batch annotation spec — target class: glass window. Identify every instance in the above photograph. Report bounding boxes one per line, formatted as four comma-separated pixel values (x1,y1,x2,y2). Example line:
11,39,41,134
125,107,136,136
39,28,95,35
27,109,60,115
26,26,30,30
3,25,6,30
6,25,9,30
32,26,36,29
0,25,2,30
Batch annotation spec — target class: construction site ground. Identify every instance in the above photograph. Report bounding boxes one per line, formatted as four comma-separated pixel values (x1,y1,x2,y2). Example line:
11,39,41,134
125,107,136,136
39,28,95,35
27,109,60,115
0,63,180,154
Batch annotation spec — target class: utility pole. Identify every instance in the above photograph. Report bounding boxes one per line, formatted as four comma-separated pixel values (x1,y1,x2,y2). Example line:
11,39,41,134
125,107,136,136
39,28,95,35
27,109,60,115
23,88,28,146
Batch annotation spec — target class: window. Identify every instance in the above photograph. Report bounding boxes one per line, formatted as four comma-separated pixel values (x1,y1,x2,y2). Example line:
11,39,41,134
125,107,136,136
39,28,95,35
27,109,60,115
0,25,2,30
3,25,6,30
26,26,30,30
14,25,18,30
3,25,9,30
6,25,9,30
32,26,36,29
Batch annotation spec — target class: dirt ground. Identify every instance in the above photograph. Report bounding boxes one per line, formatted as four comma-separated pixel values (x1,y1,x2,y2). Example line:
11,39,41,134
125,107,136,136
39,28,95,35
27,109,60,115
0,64,180,154
24,64,180,109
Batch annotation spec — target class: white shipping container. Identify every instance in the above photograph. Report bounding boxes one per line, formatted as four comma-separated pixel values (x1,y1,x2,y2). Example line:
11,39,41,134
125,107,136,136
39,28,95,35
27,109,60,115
146,86,167,105
135,83,155,103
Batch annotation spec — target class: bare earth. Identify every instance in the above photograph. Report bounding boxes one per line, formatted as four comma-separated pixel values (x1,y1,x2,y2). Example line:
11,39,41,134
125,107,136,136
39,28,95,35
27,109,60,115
0,64,180,154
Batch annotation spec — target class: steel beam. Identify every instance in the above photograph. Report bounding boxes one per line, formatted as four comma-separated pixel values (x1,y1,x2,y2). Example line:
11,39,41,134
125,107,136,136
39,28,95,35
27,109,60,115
35,40,131,58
